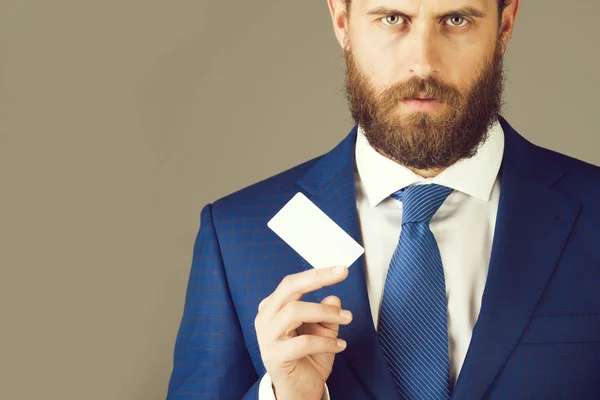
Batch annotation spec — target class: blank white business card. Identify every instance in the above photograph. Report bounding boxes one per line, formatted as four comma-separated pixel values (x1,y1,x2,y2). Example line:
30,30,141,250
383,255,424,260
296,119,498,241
267,192,365,269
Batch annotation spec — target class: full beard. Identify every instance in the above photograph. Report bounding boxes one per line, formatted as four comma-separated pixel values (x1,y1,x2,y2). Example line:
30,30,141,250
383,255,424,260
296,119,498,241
344,41,505,170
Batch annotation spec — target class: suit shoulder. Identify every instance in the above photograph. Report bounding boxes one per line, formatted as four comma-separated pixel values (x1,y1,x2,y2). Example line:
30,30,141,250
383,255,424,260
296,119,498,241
533,145,600,214
535,145,600,183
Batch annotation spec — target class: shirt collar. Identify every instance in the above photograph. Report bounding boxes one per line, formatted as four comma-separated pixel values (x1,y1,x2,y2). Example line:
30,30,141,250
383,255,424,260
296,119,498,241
355,119,505,207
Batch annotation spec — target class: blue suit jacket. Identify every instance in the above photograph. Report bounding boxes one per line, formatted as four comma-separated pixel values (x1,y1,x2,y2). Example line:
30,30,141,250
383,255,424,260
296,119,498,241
167,117,600,399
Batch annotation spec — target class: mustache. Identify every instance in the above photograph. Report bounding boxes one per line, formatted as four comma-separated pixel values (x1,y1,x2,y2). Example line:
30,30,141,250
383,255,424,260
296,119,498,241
378,75,463,107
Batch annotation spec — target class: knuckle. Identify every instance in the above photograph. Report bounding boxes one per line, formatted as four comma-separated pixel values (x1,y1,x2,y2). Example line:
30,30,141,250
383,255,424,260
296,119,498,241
286,300,300,313
254,323,264,342
322,303,339,316
315,268,327,278
254,314,262,331
280,301,298,320
254,315,268,339
279,274,294,290
258,297,268,312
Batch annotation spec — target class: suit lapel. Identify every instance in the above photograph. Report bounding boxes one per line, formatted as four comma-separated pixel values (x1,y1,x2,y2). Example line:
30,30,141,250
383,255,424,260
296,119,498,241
452,117,581,399
297,126,399,400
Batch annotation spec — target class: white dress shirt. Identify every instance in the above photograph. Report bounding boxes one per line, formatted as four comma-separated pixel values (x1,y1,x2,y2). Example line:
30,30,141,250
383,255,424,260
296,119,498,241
259,120,505,399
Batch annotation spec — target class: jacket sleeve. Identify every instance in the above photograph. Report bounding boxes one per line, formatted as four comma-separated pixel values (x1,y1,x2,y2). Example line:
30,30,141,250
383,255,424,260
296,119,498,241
167,204,259,399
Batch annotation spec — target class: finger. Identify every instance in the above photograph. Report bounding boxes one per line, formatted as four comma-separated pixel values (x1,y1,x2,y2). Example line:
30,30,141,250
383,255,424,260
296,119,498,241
264,266,349,316
298,321,339,338
313,296,343,336
269,300,352,340
321,296,341,308
318,296,343,334
275,334,347,362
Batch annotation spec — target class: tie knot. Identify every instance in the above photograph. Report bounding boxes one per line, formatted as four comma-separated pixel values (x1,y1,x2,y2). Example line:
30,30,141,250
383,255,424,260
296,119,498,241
392,184,454,224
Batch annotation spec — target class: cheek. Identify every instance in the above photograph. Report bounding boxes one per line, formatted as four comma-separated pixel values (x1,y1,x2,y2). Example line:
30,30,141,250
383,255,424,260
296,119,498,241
350,31,408,89
441,50,486,90
362,51,408,91
442,35,497,84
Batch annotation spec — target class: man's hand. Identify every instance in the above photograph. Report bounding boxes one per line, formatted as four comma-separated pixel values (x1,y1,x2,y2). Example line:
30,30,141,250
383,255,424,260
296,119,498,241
254,265,353,400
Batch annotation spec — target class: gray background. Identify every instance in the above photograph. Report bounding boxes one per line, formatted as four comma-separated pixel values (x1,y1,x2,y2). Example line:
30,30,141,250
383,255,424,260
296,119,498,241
0,1,598,399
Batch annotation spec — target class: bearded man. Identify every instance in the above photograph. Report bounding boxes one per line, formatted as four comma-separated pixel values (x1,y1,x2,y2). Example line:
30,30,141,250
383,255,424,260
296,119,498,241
167,1,600,399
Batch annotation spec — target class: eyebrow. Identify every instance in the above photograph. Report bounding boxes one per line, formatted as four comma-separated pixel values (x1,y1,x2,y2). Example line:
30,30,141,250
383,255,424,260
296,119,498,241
366,5,487,19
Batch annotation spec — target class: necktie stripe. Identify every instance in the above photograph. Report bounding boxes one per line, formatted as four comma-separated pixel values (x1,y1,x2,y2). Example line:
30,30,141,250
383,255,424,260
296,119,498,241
384,302,450,376
383,335,451,400
396,238,445,292
382,299,448,356
394,327,450,381
379,345,413,397
402,185,452,222
382,336,442,393
378,184,454,399
383,283,450,370
386,290,447,342
391,242,446,307
407,196,443,221
386,275,446,329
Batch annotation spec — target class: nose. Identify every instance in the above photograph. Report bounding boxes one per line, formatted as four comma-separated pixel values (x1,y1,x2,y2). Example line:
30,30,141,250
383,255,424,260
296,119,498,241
406,24,439,79
413,63,432,78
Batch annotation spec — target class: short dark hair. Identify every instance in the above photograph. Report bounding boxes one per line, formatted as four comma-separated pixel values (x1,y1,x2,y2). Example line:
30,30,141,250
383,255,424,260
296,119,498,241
343,0,509,20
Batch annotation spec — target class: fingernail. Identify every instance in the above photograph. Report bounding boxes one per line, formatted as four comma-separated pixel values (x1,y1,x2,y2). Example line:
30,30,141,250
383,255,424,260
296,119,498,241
332,266,347,275
337,339,347,349
339,309,352,320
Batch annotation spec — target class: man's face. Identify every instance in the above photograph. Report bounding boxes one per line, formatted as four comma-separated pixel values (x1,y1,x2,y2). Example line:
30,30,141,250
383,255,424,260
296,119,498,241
342,0,507,170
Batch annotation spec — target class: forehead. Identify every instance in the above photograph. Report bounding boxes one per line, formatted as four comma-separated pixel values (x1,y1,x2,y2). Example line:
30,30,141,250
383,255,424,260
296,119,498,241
355,0,494,14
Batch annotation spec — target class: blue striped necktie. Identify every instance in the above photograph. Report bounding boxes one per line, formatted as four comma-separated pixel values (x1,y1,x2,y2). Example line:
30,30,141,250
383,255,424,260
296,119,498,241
378,184,454,399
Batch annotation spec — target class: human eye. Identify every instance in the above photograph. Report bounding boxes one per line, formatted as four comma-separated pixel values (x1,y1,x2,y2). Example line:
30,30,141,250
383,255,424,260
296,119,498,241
444,15,469,28
381,14,406,26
